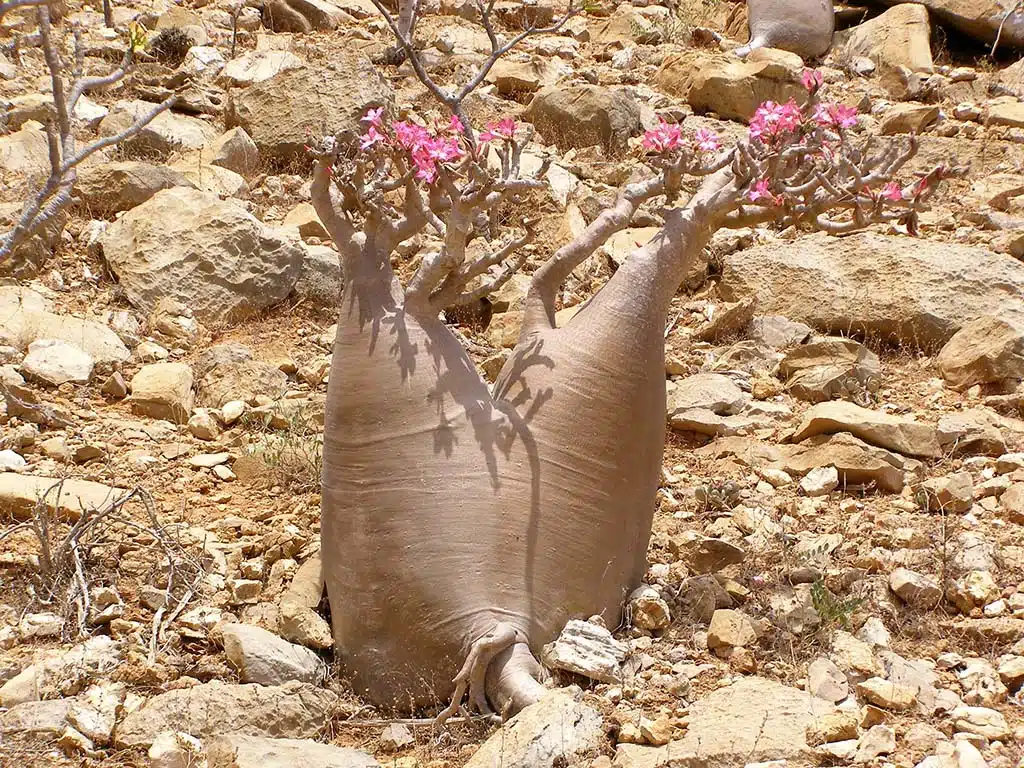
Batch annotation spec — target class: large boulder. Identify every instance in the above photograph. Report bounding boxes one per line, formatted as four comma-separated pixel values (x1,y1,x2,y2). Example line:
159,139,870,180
657,49,804,122
874,0,1024,49
719,233,1024,348
75,161,194,215
524,85,641,152
100,188,304,322
839,4,933,92
788,400,941,458
225,58,391,162
936,316,1024,390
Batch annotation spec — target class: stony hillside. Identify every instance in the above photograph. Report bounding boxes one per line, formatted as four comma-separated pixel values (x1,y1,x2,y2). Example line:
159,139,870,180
1,0,1024,766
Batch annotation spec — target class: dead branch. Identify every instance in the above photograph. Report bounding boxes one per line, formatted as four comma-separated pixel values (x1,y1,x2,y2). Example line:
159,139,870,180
0,7,176,263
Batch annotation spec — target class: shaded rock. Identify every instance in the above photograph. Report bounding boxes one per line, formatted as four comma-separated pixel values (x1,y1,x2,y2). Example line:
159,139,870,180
114,681,338,747
279,555,333,650
206,734,379,768
101,188,303,323
221,624,325,685
694,297,757,342
463,688,603,768
720,233,1024,348
855,724,896,762
674,536,746,574
0,637,121,707
541,619,627,684
294,244,342,308
789,401,941,459
196,352,289,408
873,0,1024,49
629,586,671,631
879,103,940,134
936,316,1024,390
130,363,194,424
205,127,260,176
0,699,72,735
779,433,909,493
615,677,835,767
524,85,640,152
750,315,813,349
75,161,193,215
21,339,93,386
778,337,880,404
808,657,849,703
225,60,390,162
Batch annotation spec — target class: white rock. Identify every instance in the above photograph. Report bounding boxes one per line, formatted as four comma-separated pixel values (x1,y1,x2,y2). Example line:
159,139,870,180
221,624,326,686
542,619,628,683
21,339,94,385
801,466,839,497
0,449,27,471
149,730,206,768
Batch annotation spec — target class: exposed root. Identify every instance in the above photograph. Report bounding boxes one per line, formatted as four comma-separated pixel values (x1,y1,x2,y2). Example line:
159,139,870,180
485,642,548,716
435,622,518,725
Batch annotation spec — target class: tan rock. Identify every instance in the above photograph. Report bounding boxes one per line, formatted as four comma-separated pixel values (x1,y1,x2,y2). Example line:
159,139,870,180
524,85,640,152
778,337,880,404
707,609,759,650
856,677,917,711
936,316,1024,390
130,363,194,424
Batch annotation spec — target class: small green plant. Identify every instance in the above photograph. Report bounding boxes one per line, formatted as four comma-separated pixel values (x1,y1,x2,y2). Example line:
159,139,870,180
241,403,324,492
810,579,863,631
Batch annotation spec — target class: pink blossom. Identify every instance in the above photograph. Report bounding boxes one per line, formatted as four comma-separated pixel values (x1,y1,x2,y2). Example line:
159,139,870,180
693,127,720,152
748,178,778,205
801,69,824,92
359,125,386,150
749,99,802,142
449,114,465,134
813,102,858,129
880,181,903,201
642,118,683,153
362,106,385,128
394,120,429,150
479,118,517,143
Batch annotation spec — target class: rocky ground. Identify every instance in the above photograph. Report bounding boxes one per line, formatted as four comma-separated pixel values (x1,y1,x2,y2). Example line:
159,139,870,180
2,0,1024,766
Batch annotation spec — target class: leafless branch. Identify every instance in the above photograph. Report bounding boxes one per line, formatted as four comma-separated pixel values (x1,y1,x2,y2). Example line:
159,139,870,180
0,6,176,264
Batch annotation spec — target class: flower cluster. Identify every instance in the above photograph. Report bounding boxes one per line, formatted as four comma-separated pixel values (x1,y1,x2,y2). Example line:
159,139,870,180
641,118,720,155
356,110,521,184
748,99,803,143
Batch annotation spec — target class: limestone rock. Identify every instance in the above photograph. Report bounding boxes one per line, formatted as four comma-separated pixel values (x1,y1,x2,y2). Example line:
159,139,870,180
855,724,896,762
801,466,839,497
808,657,849,703
195,345,289,407
0,286,129,365
21,339,93,386
720,233,1024,348
778,337,880,403
225,60,390,162
524,85,640,152
879,103,940,134
0,636,121,707
75,161,193,215
873,0,1024,49
889,568,942,607
98,101,217,157
657,49,804,122
780,433,909,493
952,704,1010,740
0,122,50,177
279,555,333,649
615,677,835,767
148,731,205,768
542,619,628,683
629,586,671,631
707,609,758,650
0,475,127,522
667,373,747,416
840,4,933,91
130,363,194,424
206,127,260,175
218,51,304,88
918,472,974,513
206,735,379,768
937,410,1007,457
463,689,603,768
101,188,304,323
789,401,941,459
0,699,73,735
221,624,326,685
114,681,338,747
936,316,1024,390
856,677,917,710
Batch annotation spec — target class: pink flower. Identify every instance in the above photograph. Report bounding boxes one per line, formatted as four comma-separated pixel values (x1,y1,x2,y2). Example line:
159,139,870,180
642,118,683,153
801,69,824,92
362,106,385,128
693,127,720,152
813,102,858,129
748,178,778,205
449,114,465,134
394,120,429,150
749,99,802,142
359,125,385,150
880,181,903,201
479,118,517,143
